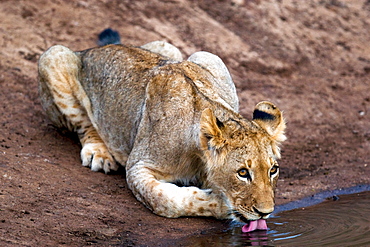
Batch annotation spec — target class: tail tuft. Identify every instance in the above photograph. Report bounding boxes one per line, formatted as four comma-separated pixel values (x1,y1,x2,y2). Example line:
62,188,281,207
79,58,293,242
97,28,121,46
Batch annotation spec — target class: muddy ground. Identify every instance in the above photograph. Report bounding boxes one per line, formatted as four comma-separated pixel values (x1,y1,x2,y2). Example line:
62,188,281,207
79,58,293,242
1,0,369,246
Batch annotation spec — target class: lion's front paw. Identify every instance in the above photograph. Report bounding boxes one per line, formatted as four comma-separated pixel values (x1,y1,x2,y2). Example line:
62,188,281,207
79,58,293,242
80,143,119,173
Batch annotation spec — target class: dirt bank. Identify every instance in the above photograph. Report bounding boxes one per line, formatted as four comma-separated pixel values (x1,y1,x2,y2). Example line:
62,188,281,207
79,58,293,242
1,0,369,246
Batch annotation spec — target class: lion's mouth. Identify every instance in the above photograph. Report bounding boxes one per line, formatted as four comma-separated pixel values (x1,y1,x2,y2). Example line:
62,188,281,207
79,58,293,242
241,219,268,233
233,211,251,223
233,211,268,233
233,209,263,222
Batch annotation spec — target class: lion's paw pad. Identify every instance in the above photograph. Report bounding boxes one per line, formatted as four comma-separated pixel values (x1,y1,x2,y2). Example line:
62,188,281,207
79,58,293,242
80,143,118,173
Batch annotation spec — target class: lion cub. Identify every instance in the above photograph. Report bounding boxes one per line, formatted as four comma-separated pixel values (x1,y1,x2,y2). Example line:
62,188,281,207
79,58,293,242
38,41,286,224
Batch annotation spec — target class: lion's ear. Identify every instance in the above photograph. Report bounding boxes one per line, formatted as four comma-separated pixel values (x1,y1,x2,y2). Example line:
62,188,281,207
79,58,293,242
200,108,226,151
252,101,286,143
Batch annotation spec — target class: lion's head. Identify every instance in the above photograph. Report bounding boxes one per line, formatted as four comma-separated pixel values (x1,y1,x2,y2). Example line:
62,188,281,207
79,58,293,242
200,101,286,222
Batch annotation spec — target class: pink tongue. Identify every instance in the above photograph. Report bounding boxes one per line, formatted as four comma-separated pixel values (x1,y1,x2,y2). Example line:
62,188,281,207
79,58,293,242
241,219,268,233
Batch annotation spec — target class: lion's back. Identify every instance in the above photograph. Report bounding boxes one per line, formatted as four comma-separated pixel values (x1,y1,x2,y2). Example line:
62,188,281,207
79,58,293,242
77,45,204,164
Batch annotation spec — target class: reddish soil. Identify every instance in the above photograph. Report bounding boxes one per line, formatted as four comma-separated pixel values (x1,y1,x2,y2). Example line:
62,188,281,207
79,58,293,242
1,0,369,246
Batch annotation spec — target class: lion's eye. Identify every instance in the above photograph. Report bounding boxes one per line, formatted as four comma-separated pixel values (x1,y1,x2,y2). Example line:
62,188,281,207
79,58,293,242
270,165,279,176
237,168,251,180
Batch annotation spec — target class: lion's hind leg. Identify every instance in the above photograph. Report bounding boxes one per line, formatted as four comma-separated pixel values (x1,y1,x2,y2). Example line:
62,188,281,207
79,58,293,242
141,41,183,62
38,45,119,173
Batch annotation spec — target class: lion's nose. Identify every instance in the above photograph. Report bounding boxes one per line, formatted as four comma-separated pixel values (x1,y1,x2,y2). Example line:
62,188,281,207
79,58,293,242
253,206,273,218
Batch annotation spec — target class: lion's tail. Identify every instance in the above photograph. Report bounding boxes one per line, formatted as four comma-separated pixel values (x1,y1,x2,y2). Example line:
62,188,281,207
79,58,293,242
97,28,121,46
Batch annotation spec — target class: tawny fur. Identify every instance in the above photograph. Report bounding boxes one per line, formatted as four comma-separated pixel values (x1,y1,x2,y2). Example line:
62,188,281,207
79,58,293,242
38,42,286,221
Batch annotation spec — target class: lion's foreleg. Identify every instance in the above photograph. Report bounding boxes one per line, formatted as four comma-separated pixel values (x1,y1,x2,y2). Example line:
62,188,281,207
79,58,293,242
126,161,230,219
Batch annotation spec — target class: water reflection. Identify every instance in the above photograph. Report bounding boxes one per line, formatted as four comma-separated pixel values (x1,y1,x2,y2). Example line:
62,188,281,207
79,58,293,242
173,186,370,247
239,231,270,246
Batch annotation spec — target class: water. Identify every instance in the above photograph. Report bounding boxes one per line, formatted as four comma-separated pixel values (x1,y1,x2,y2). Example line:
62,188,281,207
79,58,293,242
269,191,370,246
173,185,370,246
